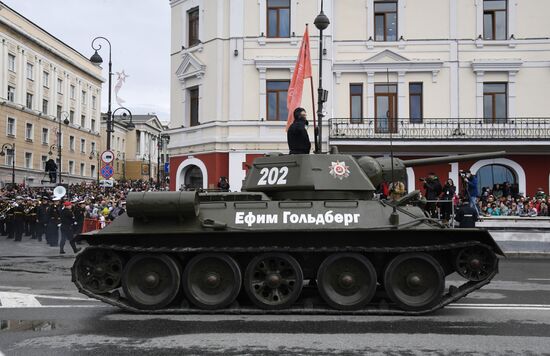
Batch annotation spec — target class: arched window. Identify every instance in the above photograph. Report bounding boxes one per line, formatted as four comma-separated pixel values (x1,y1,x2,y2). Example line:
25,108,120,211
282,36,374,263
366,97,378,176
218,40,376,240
184,165,203,189
476,164,516,194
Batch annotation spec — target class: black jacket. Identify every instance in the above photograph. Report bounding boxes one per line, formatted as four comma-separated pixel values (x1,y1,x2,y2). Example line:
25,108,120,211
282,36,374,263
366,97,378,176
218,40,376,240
60,208,75,230
45,159,57,173
287,118,311,154
455,206,479,228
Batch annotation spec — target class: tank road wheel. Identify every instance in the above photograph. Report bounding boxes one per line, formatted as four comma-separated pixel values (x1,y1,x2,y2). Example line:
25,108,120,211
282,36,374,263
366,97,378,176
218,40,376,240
455,246,497,281
316,253,377,310
244,253,303,310
75,249,123,293
182,253,242,310
384,253,445,311
122,254,181,310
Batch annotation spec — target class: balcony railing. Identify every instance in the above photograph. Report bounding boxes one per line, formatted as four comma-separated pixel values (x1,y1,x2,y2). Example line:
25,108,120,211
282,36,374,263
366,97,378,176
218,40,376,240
329,118,550,141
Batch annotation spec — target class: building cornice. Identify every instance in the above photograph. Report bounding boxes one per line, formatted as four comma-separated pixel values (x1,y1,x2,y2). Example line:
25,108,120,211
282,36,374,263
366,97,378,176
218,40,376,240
471,59,523,73
254,57,297,71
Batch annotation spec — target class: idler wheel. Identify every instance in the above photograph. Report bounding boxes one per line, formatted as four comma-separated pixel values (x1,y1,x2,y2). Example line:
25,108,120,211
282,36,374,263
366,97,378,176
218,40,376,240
75,249,123,293
316,253,377,310
384,253,445,311
122,254,181,310
183,253,242,310
244,253,303,310
455,245,497,281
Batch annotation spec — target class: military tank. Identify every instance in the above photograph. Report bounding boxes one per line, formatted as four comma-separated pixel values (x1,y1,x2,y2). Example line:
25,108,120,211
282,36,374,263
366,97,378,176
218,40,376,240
72,151,505,314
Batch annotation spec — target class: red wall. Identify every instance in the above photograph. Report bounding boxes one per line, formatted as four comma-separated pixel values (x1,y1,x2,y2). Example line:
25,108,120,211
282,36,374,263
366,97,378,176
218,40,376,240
169,153,229,191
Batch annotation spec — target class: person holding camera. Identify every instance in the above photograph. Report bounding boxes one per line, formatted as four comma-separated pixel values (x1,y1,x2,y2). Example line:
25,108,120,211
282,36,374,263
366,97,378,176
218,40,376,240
421,173,442,218
461,170,479,213
440,178,456,223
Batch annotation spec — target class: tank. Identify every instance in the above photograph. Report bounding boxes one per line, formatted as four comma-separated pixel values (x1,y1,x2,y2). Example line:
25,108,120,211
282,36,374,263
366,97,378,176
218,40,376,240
72,151,506,315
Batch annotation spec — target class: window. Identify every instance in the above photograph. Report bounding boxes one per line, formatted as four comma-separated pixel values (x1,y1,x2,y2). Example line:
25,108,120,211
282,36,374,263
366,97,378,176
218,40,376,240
117,137,120,151
92,95,96,110
69,110,75,124
70,85,75,99
189,87,200,126
7,86,15,102
69,136,75,151
266,80,289,121
91,119,96,132
43,71,49,87
91,142,96,153
5,148,14,166
81,115,86,128
91,164,96,178
57,78,63,94
122,139,125,151
25,152,32,169
41,155,48,170
42,99,48,114
8,54,15,72
483,83,507,122
26,93,33,109
267,0,290,38
7,118,16,136
26,63,34,80
374,84,398,133
25,123,33,141
80,163,85,176
477,164,516,194
80,138,86,153
42,128,49,144
374,1,398,41
409,83,423,123
188,7,200,46
349,84,363,123
82,91,87,105
484,0,507,40
68,160,75,175
56,105,62,120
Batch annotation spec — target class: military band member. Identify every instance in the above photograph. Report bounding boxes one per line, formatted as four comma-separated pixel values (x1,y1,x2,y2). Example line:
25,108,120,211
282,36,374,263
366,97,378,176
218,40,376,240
35,199,49,242
46,200,60,247
13,199,25,242
59,201,80,254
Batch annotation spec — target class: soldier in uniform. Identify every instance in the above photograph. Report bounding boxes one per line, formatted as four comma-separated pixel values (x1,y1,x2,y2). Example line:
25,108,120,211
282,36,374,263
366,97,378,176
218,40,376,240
0,200,7,236
73,201,85,239
13,198,25,241
35,199,49,242
46,200,60,247
5,201,14,239
59,201,80,254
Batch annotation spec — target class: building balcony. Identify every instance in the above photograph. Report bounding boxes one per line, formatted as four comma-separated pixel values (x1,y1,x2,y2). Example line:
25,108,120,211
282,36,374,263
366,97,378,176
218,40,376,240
329,118,550,142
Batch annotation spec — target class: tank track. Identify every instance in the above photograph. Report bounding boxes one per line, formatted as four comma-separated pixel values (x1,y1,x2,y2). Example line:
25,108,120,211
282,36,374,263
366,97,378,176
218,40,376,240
71,241,498,316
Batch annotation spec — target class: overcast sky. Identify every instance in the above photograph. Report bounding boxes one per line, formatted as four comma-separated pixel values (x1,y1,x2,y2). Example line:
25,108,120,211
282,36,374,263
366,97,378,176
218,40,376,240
3,0,171,122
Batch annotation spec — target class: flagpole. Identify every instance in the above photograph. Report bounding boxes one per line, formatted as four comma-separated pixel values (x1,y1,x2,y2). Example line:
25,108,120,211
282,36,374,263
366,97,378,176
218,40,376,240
310,77,318,152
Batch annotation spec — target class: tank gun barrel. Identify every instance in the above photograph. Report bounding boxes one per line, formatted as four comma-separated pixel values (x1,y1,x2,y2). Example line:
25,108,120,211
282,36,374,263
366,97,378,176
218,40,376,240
403,151,506,167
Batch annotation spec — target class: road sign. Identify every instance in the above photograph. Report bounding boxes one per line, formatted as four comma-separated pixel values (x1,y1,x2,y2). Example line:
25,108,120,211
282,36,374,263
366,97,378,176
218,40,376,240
164,162,170,173
99,180,114,187
100,164,114,179
101,150,115,164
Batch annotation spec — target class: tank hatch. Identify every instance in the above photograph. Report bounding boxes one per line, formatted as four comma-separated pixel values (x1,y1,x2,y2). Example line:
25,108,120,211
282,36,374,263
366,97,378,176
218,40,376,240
242,154,375,200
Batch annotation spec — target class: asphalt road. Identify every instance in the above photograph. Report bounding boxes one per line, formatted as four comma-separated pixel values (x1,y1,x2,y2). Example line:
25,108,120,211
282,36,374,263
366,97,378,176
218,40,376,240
0,240,549,355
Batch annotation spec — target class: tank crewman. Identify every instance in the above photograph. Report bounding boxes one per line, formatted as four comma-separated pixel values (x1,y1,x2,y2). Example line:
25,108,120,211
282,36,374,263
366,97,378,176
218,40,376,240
46,200,60,247
454,200,479,228
13,199,25,241
59,201,80,254
287,107,311,155
35,199,49,242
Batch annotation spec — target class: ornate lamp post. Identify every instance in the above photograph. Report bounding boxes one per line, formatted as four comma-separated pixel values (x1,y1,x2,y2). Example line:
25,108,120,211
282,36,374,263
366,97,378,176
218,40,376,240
90,37,114,150
56,112,70,184
314,0,330,154
156,134,170,185
0,143,15,186
89,150,100,185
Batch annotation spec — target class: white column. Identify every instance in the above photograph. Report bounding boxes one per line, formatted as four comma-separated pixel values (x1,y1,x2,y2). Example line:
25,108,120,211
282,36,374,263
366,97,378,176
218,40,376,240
86,83,92,129
21,50,27,105
75,79,82,127
258,68,266,120
1,38,7,99
140,130,145,158
64,73,70,113
366,0,374,41
475,71,484,118
397,0,406,40
229,152,247,192
229,0,244,122
16,48,24,104
397,71,406,119
366,72,375,118
51,67,58,116
475,0,483,38
258,0,266,44
215,0,224,122
449,162,459,194
508,71,517,117
449,0,458,118
36,59,43,111
508,0,517,37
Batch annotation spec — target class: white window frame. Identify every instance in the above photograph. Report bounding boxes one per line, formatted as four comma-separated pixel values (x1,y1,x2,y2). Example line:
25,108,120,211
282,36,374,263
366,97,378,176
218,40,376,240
80,138,86,153
7,86,15,102
90,164,96,178
26,92,33,109
42,99,48,114
6,117,16,137
81,115,86,128
41,155,48,170
70,84,76,99
42,127,49,144
68,160,75,175
81,90,87,105
92,95,97,110
80,162,85,176
476,0,517,43
57,78,63,94
24,152,33,169
91,119,96,132
5,147,15,166
91,142,96,153
43,71,50,88
69,110,75,124
258,0,297,45
25,122,33,141
69,135,75,151
367,0,404,44
26,63,34,80
8,53,16,72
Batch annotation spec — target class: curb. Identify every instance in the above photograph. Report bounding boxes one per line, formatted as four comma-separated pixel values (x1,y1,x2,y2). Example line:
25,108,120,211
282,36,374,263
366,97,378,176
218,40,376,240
502,252,550,259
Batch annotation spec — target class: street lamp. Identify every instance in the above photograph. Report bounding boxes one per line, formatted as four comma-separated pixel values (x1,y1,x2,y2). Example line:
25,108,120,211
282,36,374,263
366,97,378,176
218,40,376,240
90,36,113,150
314,0,330,154
112,107,135,130
56,111,70,184
89,150,100,185
156,134,170,186
0,143,15,187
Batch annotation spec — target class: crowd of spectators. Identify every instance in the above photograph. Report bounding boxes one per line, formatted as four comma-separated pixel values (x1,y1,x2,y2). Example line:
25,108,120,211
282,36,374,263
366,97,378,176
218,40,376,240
477,185,549,217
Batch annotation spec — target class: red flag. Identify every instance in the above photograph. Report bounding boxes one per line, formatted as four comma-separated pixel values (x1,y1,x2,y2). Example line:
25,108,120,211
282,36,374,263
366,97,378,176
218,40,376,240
286,26,312,130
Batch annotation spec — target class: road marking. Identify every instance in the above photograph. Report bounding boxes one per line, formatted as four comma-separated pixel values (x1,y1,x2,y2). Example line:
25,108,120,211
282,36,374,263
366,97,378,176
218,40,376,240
0,305,106,309
0,292,41,308
450,303,550,311
527,278,550,281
